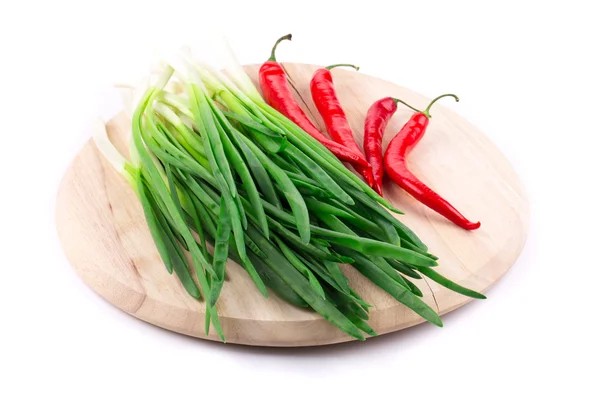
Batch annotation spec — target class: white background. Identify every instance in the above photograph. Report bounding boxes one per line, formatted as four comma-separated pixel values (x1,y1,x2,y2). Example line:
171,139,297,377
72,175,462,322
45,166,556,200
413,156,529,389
2,0,599,399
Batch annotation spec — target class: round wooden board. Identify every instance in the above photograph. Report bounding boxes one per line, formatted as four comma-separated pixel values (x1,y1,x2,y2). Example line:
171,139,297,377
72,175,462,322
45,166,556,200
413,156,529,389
56,63,529,347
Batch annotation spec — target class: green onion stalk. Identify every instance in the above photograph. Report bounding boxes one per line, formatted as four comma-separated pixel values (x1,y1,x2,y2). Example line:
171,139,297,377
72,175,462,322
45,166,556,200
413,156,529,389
93,48,485,343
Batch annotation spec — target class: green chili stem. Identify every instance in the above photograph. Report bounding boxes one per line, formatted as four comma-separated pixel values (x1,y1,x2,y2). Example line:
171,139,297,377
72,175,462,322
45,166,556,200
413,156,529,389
391,98,422,114
268,34,292,62
325,63,359,71
423,94,460,118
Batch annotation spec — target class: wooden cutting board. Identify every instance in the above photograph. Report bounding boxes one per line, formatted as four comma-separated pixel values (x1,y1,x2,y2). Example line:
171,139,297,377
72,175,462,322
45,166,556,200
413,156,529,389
55,63,529,347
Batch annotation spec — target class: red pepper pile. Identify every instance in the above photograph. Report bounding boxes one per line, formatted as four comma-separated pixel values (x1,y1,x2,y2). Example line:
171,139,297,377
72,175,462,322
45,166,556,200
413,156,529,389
259,34,481,231
259,35,369,168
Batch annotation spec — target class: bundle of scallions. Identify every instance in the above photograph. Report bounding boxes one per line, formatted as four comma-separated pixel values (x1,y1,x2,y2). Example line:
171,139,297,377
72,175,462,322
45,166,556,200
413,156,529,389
94,46,485,342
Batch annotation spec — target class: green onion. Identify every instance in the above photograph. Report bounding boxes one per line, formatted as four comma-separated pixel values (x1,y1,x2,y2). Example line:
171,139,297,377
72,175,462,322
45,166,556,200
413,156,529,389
90,45,486,343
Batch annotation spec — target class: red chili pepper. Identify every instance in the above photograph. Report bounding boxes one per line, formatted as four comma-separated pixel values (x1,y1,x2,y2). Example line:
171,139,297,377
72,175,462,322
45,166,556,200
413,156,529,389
383,94,481,230
258,34,369,167
310,64,376,191
363,97,420,196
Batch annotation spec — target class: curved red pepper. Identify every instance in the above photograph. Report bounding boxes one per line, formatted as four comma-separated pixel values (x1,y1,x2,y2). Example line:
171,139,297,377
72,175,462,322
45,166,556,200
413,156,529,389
258,35,369,167
364,97,402,195
383,94,481,230
364,97,426,195
310,64,376,191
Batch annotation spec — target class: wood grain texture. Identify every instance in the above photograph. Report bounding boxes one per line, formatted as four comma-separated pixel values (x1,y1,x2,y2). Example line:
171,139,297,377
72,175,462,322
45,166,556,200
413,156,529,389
55,63,529,346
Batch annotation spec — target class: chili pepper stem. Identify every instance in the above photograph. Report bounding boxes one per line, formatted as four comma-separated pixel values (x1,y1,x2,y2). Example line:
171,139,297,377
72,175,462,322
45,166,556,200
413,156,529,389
423,94,459,118
268,34,292,62
326,63,360,71
391,98,422,114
